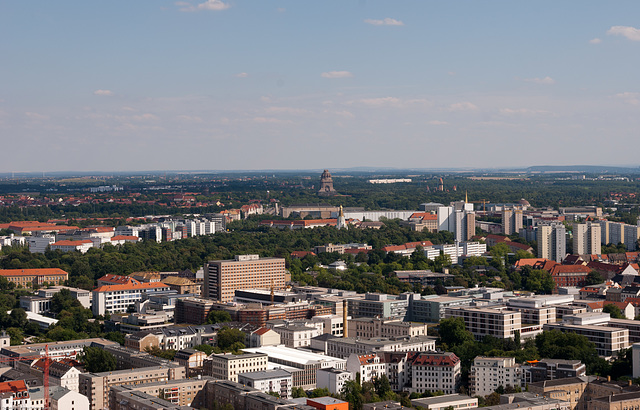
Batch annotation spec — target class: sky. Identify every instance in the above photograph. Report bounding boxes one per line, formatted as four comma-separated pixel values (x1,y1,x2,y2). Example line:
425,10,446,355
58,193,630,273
1,1,640,173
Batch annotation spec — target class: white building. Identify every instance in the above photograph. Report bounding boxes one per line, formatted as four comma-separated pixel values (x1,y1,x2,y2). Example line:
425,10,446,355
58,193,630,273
316,368,352,395
49,361,82,392
91,281,170,316
0,380,31,410
205,353,268,383
269,325,321,348
237,369,293,399
470,356,523,396
346,353,386,383
49,240,94,254
27,235,56,253
408,352,461,395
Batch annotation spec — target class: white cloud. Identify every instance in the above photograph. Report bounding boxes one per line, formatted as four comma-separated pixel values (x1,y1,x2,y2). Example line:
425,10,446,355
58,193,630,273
356,97,401,106
178,0,230,12
25,112,50,121
334,110,355,118
321,71,354,79
235,72,248,78
131,113,159,121
589,38,602,44
428,120,448,125
94,89,114,96
607,25,640,41
615,92,640,105
265,106,309,115
523,76,555,85
253,117,293,124
499,108,548,115
177,115,203,122
364,18,404,26
449,102,478,111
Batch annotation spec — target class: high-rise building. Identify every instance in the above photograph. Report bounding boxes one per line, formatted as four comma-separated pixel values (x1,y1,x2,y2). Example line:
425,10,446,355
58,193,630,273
573,222,601,255
502,209,523,235
454,210,475,242
537,224,567,263
624,224,640,251
204,255,286,302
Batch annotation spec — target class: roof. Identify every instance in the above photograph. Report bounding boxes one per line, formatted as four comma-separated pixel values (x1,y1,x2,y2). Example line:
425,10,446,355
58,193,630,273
253,327,273,336
161,276,195,286
357,354,380,365
308,397,349,406
549,264,591,275
515,258,551,268
238,369,291,381
111,235,139,241
0,380,28,394
92,281,169,293
0,268,68,277
408,352,460,367
51,240,93,246
98,274,138,285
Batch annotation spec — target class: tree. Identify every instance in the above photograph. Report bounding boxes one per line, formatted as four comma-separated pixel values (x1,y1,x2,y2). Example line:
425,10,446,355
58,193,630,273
340,379,363,410
604,304,625,319
206,310,232,325
438,317,474,348
216,327,246,351
79,346,116,373
50,289,82,314
586,270,605,285
9,308,28,328
194,344,214,355
292,386,307,398
6,327,23,345
373,374,392,400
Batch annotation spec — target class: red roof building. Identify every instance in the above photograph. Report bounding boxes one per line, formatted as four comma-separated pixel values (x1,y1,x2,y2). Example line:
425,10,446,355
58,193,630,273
549,264,591,288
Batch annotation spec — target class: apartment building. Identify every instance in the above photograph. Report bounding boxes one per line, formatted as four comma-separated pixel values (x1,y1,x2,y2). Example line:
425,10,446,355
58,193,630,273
79,365,186,410
347,317,428,339
407,352,461,395
237,369,293,399
108,377,212,409
543,323,629,357
204,353,268,383
503,209,523,235
445,307,522,340
269,324,321,348
346,353,387,384
470,357,523,396
0,380,31,410
204,255,286,302
573,222,602,255
316,368,353,395
0,268,68,287
537,224,567,263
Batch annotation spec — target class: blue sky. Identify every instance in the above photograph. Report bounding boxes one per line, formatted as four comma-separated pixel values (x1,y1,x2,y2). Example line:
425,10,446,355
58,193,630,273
1,1,640,172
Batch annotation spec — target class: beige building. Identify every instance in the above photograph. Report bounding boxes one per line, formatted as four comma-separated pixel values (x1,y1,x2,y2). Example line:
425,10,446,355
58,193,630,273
204,352,268,383
502,209,523,235
445,306,522,340
573,222,602,256
79,365,186,410
544,323,629,357
161,276,201,295
347,317,429,339
528,377,590,410
109,377,212,409
470,357,523,397
204,255,286,302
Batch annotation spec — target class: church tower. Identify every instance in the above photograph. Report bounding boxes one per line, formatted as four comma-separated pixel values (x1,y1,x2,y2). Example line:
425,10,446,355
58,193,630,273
337,205,347,229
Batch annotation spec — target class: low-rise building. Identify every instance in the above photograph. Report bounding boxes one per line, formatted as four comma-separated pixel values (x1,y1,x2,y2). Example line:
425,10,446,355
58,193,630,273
204,353,269,383
316,368,352,395
0,268,68,288
237,369,293,399
470,357,523,397
347,317,429,339
412,394,478,410
407,352,461,395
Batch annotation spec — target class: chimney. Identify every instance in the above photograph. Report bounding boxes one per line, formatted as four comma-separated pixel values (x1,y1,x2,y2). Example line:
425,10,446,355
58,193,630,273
343,299,348,338
607,375,611,382
629,380,633,386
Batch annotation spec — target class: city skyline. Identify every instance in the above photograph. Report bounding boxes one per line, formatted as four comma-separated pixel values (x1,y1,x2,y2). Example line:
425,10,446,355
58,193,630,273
2,1,640,172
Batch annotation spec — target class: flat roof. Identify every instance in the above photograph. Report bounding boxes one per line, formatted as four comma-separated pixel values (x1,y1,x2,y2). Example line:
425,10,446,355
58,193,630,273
412,394,477,406
238,369,291,380
242,346,345,365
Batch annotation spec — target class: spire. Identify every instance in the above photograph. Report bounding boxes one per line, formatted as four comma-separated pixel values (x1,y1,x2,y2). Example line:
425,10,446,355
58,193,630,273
339,205,344,217
465,191,468,203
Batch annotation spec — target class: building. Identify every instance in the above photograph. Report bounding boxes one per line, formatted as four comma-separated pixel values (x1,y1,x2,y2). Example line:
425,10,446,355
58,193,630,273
248,327,282,347
174,349,207,376
573,222,602,256
348,293,408,320
470,357,523,396
79,365,186,410
161,276,201,295
109,378,211,409
549,264,592,288
347,318,428,339
204,255,286,303
503,209,523,235
521,359,586,384
407,352,461,395
412,394,478,410
237,369,293,399
269,325,321,348
307,397,349,410
323,335,436,359
445,307,521,340
0,380,31,410
316,368,352,395
543,322,629,357
318,170,338,196
527,377,589,410
204,353,268,383
346,353,386,384
409,295,473,323
49,239,94,253
91,281,170,316
537,224,567,263
0,268,68,288
0,338,118,360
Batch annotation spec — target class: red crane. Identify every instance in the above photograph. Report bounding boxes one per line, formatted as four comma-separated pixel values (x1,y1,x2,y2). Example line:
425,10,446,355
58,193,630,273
0,344,52,409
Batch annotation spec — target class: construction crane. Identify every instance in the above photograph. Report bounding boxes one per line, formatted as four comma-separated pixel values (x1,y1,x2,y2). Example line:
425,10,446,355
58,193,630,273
469,199,489,212
0,344,52,409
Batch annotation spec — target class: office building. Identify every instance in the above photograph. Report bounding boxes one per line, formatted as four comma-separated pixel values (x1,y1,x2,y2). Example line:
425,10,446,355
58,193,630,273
445,307,521,340
204,353,268,383
92,281,170,316
0,268,68,288
204,255,286,302
237,369,293,399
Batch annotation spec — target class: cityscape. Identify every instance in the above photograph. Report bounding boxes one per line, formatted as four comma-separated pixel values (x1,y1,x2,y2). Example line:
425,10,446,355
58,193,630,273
3,1,640,410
